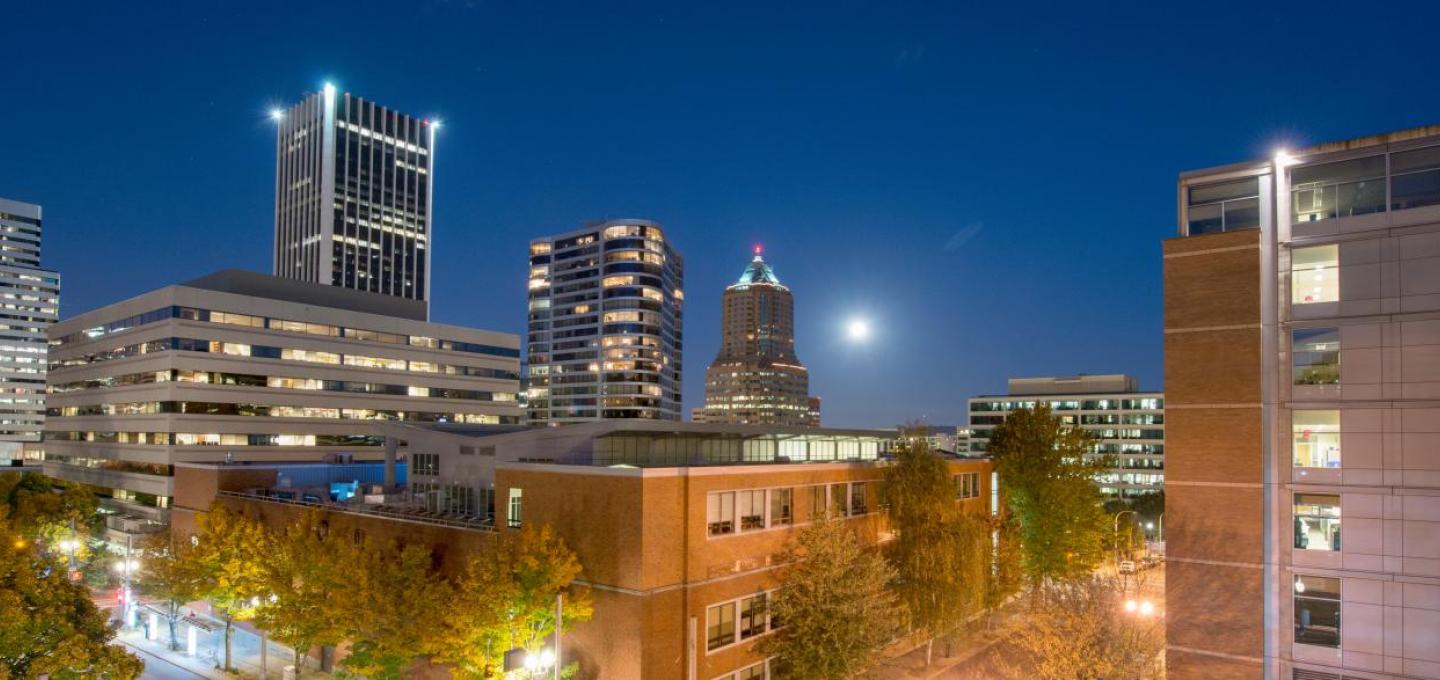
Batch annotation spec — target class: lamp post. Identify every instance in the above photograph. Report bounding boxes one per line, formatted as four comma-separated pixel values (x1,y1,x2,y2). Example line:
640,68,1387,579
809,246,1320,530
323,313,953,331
1112,510,1136,572
1158,512,1165,543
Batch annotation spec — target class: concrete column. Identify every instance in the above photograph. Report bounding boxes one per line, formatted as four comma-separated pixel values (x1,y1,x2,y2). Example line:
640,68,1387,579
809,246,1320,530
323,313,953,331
383,436,398,488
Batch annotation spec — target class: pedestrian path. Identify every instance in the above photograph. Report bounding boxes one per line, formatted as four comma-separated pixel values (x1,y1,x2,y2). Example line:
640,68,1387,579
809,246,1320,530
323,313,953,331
116,608,325,680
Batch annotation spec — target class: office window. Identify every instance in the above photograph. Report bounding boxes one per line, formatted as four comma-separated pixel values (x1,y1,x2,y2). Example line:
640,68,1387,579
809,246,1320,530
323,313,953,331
769,488,793,526
739,593,768,639
1294,574,1340,647
738,490,766,531
1292,155,1387,223
810,485,827,520
1187,177,1260,235
849,482,868,516
411,453,439,476
1391,145,1440,210
1291,245,1339,305
1292,328,1340,385
1293,411,1341,469
1294,494,1340,552
708,491,735,536
707,602,736,650
736,663,767,680
829,483,849,518
507,488,523,529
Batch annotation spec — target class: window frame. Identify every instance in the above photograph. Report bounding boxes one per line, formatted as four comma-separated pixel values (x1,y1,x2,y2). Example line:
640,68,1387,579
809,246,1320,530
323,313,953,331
706,591,778,654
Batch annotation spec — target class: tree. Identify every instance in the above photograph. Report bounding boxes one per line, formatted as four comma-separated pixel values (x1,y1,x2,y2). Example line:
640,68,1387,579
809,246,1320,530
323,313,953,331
181,504,270,671
334,539,452,680
134,531,202,652
995,576,1163,680
435,525,594,679
758,519,902,680
882,432,988,665
252,511,354,675
0,474,97,537
987,405,1111,586
0,510,143,680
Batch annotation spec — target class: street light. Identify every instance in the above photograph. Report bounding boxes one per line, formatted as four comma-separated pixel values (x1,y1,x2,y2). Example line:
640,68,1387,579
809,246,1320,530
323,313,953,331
1112,510,1136,572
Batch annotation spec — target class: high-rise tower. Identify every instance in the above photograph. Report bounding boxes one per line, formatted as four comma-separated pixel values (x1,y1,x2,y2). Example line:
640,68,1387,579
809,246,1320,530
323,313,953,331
694,250,816,427
0,198,59,462
272,83,435,315
525,220,684,424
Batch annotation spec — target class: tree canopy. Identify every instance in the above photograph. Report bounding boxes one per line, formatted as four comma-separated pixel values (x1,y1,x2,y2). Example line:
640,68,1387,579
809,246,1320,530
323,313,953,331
0,510,142,680
987,405,1111,585
759,518,902,680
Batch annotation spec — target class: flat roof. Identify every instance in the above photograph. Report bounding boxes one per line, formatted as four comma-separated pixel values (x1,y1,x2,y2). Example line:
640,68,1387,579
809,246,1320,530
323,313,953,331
182,269,427,321
1180,122,1440,181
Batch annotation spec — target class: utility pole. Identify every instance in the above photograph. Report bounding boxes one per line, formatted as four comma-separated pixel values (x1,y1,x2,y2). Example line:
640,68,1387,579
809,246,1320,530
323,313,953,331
554,593,562,680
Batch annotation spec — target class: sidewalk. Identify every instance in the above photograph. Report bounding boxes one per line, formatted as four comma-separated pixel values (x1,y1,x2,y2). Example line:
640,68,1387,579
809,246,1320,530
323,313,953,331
115,608,323,680
866,602,1026,679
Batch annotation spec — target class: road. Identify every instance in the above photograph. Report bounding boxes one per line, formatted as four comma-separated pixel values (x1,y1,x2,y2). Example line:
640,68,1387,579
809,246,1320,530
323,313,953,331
124,643,206,680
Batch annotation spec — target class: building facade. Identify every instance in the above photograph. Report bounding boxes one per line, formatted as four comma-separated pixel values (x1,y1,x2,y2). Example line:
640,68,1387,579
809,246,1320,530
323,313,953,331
693,252,816,427
273,84,435,309
967,374,1163,498
1166,125,1440,679
43,269,520,537
0,198,60,464
175,421,994,680
525,220,684,424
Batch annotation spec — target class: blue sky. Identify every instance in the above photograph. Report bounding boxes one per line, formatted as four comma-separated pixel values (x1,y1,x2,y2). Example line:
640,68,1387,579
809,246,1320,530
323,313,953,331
5,0,1440,426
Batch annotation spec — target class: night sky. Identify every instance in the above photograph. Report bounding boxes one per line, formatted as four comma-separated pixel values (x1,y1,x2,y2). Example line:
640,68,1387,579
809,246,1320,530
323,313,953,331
6,1,1440,427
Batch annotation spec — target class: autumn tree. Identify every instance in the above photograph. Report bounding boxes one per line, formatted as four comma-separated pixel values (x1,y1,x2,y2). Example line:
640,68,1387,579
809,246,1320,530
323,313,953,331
987,405,1110,586
0,474,99,577
0,510,143,680
181,504,270,671
134,531,202,651
252,511,354,676
996,576,1163,680
759,518,902,680
335,539,452,680
435,525,594,679
882,431,988,665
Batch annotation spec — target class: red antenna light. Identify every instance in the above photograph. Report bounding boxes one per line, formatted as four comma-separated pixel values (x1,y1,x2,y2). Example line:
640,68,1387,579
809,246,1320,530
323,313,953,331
753,244,763,255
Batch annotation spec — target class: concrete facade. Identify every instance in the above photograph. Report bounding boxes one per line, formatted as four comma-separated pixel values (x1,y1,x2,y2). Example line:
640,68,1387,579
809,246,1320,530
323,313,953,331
43,270,520,533
1167,125,1440,680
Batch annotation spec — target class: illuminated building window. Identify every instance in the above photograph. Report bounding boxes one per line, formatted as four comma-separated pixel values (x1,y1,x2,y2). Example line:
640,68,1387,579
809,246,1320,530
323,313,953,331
1294,494,1340,552
1291,245,1339,304
1292,411,1340,469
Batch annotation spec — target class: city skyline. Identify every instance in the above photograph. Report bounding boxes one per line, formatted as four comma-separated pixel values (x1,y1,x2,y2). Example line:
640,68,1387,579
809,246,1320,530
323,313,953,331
7,2,1440,427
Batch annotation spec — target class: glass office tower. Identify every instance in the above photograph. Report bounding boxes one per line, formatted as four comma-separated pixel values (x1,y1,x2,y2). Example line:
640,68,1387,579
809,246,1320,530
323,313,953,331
526,220,684,424
0,198,59,463
273,83,435,314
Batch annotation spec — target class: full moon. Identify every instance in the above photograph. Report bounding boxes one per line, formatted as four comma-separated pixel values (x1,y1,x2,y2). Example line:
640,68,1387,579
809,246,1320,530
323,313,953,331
846,318,871,342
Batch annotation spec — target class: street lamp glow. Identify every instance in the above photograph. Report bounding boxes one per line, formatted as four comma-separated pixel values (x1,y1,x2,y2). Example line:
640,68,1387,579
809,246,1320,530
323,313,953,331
113,558,140,574
846,318,871,342
1139,600,1155,617
1145,522,1154,530
1124,598,1138,613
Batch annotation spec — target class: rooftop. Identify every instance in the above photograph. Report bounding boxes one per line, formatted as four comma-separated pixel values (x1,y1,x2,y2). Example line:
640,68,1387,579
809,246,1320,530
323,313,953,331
183,269,427,321
731,253,785,289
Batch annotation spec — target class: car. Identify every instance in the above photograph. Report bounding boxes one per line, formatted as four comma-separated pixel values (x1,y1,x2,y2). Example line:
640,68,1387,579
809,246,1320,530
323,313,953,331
1118,560,1137,574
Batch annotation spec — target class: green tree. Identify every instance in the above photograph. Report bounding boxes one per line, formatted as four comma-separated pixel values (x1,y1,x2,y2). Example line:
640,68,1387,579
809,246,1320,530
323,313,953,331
181,504,270,671
758,519,902,680
435,525,594,679
252,511,353,675
0,510,143,680
134,531,201,652
996,576,1163,680
0,474,97,537
987,405,1110,586
882,432,988,665
335,539,452,680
